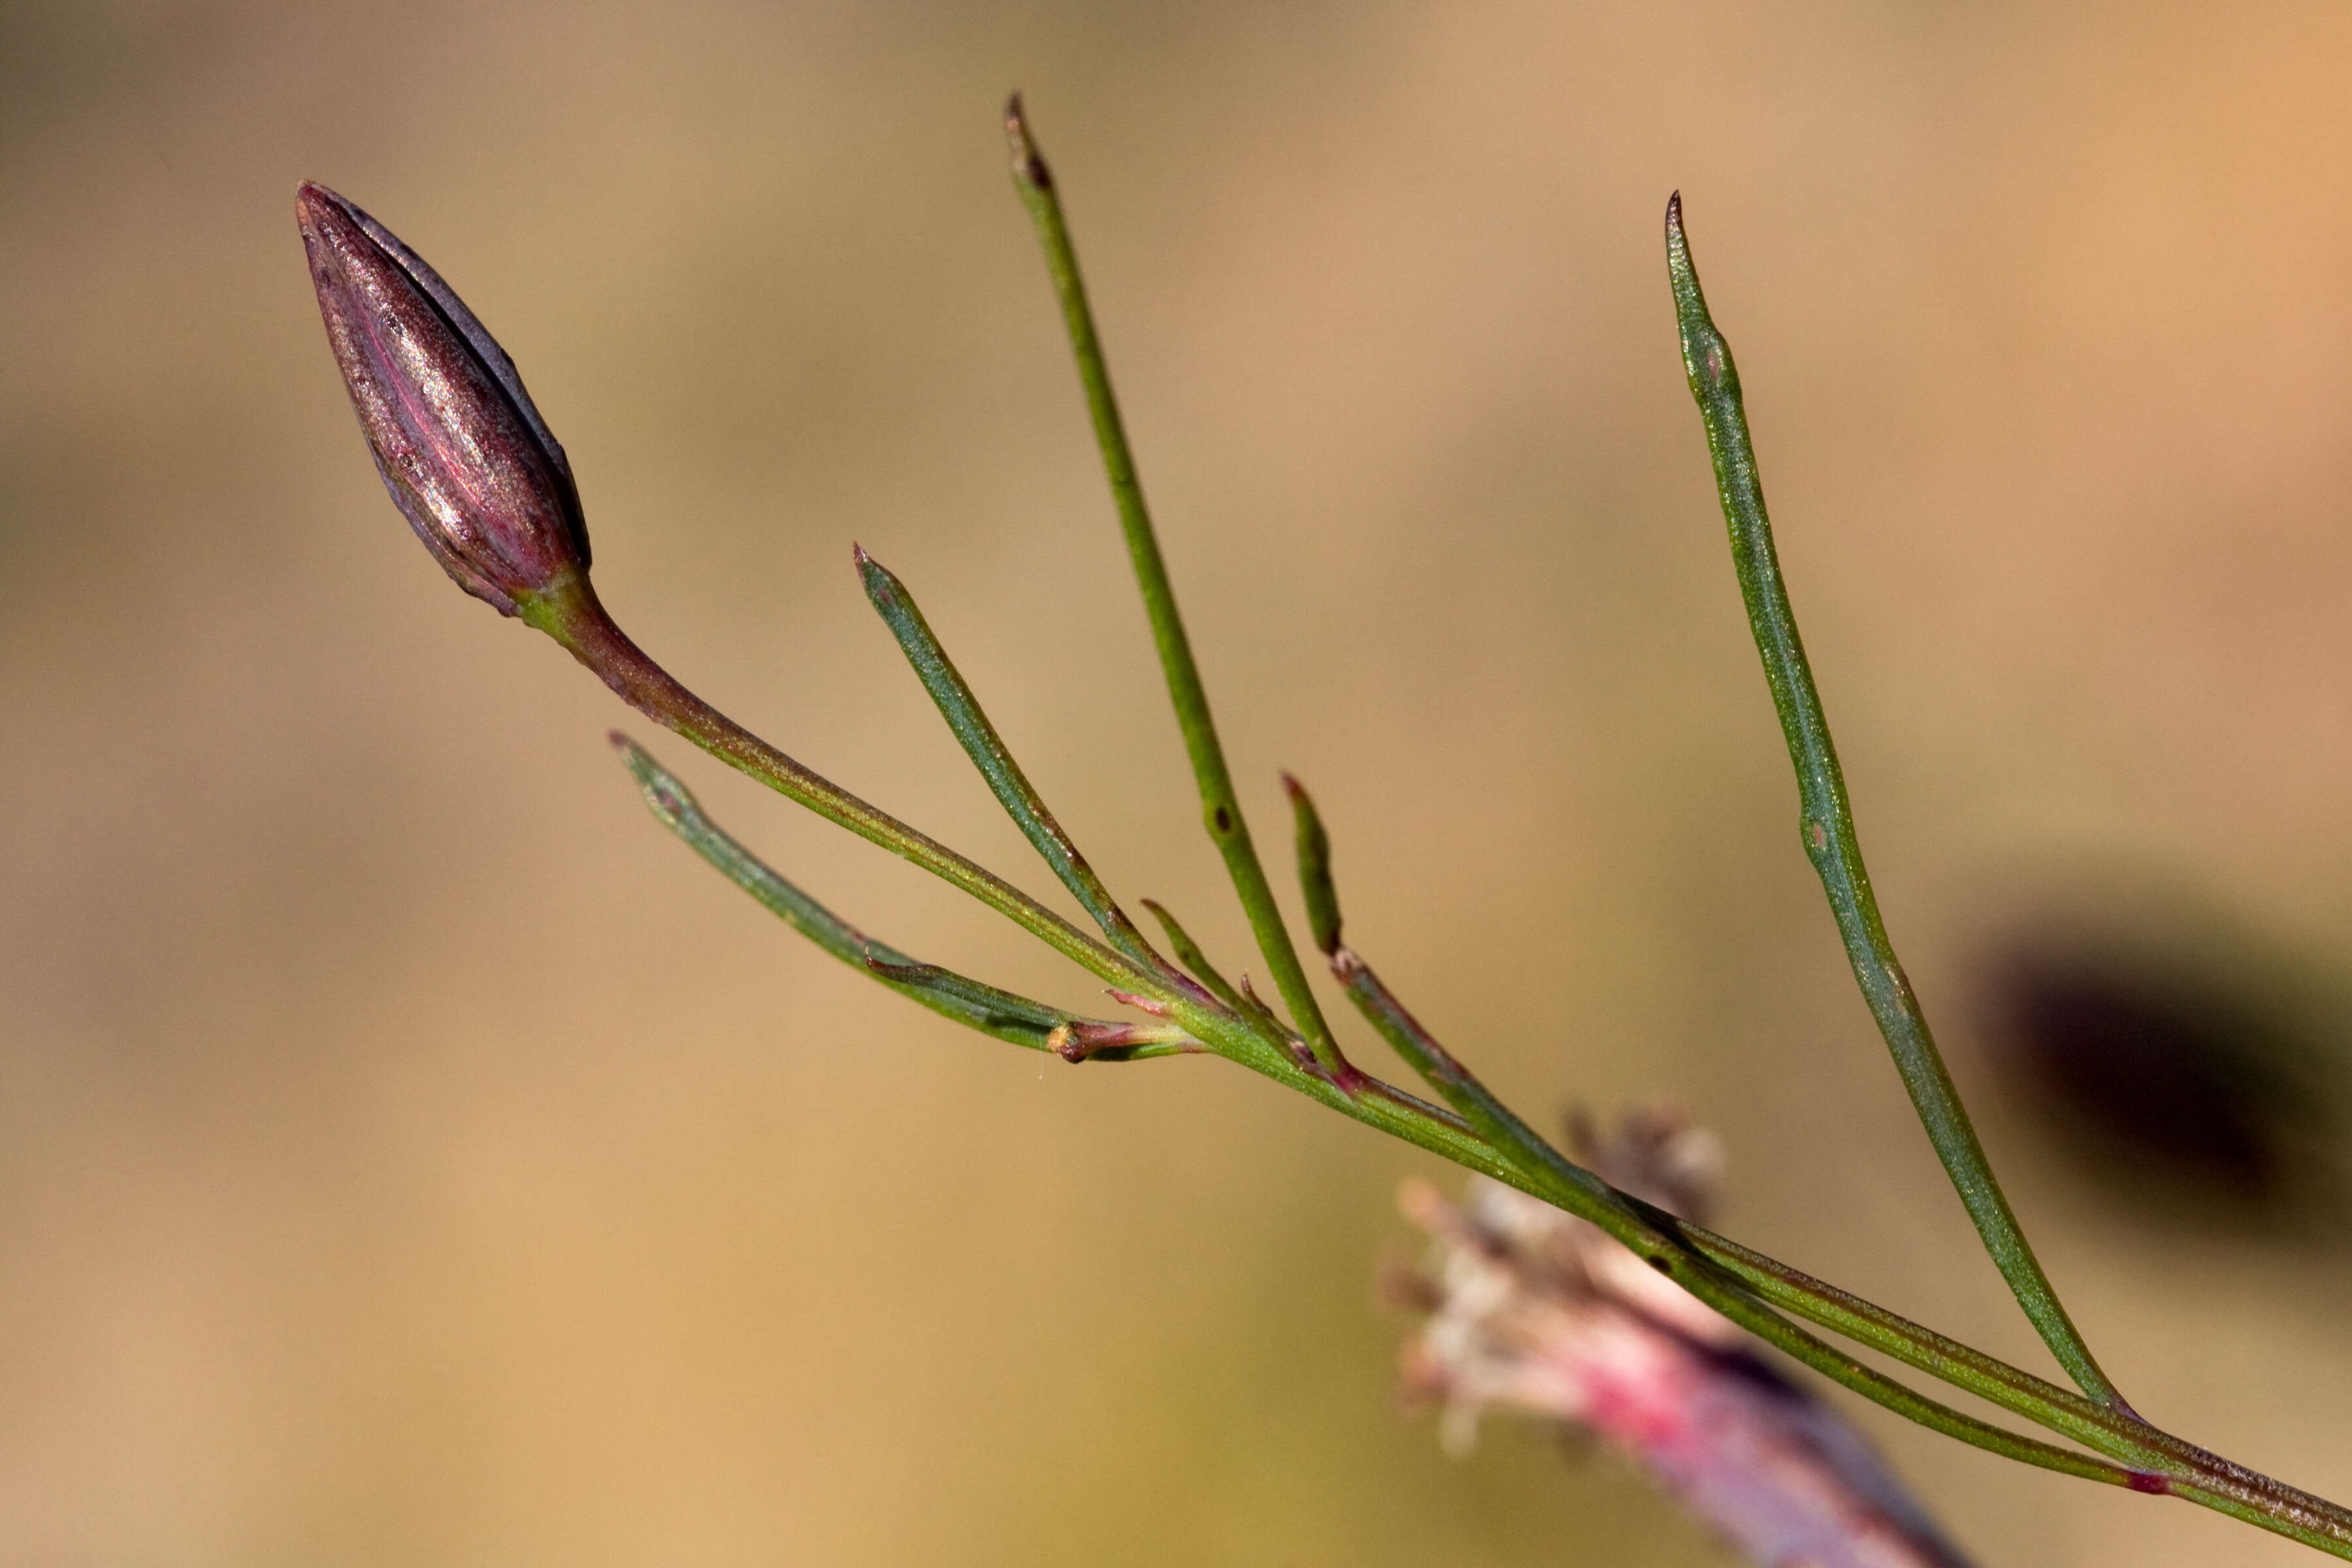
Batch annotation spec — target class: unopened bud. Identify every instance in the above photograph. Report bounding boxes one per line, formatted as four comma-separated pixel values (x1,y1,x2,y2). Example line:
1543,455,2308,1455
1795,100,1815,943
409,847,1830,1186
297,182,590,616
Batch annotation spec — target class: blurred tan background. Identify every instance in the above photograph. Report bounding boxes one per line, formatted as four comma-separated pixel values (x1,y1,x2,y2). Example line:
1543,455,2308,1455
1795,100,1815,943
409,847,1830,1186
8,1,2352,1562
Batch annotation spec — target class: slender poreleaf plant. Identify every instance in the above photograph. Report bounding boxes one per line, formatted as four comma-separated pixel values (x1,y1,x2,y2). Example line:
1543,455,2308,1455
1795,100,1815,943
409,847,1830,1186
295,101,2352,1556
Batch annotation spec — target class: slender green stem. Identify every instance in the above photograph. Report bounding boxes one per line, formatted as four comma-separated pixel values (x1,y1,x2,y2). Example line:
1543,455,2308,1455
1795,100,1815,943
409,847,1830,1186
523,574,1164,998
1667,1200,2352,1546
1663,193,2121,1409
1658,1209,2157,1459
856,545,1169,972
1004,95,1349,1081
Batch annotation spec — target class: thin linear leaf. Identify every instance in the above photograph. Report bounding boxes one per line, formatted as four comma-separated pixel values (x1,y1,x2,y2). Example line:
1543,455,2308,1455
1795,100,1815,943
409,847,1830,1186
1664,193,2120,1408
857,546,1166,972
615,734,1185,1060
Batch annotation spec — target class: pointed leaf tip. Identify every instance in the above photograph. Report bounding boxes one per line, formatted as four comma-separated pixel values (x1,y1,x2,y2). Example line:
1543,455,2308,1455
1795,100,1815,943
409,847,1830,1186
1284,776,1343,956
1004,93,1051,189
1665,192,1691,270
855,547,900,605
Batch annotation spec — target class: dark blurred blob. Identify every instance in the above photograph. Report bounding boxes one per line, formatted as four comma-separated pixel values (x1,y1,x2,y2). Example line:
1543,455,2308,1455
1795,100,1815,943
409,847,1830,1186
1976,917,2352,1229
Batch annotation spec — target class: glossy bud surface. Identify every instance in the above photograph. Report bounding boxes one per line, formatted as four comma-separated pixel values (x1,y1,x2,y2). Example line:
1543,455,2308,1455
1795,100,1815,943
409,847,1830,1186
298,182,589,614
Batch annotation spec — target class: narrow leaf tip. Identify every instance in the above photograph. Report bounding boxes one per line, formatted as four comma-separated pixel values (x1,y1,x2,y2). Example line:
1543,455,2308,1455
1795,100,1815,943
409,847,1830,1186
1004,92,1051,189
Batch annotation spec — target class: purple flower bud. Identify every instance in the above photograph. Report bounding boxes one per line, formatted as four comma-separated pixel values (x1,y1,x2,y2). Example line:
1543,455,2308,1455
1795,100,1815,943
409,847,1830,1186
297,182,590,616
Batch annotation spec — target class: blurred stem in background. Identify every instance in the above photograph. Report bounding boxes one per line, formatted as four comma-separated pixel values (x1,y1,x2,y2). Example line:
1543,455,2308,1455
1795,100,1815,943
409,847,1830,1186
297,99,2352,1562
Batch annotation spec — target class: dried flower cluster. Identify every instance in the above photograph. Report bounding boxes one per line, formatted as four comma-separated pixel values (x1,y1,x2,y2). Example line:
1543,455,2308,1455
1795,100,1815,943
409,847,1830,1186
1391,1113,1972,1568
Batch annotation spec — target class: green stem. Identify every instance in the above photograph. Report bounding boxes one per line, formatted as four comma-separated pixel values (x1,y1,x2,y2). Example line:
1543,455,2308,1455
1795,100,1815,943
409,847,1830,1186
1663,193,2121,1409
1657,1210,2158,1459
1005,95,1349,1081
1669,1203,2352,1546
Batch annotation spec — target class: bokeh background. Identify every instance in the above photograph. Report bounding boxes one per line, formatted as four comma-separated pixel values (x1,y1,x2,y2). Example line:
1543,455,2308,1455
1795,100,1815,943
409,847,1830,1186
8,1,2352,1562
